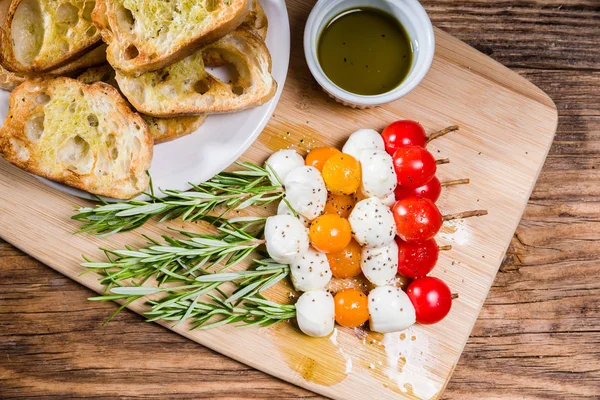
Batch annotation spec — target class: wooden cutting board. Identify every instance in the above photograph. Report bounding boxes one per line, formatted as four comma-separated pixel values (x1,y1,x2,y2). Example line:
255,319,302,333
0,2,558,399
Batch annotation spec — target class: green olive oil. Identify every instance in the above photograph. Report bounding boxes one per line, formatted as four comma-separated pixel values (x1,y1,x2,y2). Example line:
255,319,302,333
317,8,413,96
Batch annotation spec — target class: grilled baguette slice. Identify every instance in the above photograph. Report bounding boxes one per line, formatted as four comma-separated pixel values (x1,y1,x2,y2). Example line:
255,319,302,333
77,64,207,143
116,28,276,117
242,0,267,40
93,0,250,75
49,43,108,75
0,77,152,199
0,45,106,91
0,0,102,73
0,43,107,91
0,62,24,91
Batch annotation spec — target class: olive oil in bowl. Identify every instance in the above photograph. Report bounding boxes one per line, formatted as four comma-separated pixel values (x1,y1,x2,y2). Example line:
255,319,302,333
317,8,414,96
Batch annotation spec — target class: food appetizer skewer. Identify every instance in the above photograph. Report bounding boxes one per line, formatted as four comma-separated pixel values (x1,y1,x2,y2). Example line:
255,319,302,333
79,120,487,338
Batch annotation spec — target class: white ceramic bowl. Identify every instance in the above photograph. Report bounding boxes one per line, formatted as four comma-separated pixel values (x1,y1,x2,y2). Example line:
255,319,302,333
304,0,435,108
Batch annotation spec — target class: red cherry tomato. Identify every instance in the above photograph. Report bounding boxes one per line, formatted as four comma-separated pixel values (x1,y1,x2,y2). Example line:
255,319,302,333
381,120,427,155
392,146,436,188
396,238,439,278
392,197,442,242
395,176,442,202
407,277,452,324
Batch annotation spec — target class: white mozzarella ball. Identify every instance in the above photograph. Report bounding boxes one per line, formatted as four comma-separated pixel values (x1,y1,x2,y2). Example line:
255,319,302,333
342,129,385,159
283,166,327,220
277,199,310,227
359,149,397,198
295,290,335,337
368,286,416,333
381,191,396,207
349,197,396,248
290,247,332,291
361,240,398,286
264,150,304,185
264,215,309,264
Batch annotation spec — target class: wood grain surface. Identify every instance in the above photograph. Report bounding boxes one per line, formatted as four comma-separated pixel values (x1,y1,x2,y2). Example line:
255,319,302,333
0,1,597,400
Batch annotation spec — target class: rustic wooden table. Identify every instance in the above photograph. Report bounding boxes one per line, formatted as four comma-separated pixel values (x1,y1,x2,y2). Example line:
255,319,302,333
1,1,598,399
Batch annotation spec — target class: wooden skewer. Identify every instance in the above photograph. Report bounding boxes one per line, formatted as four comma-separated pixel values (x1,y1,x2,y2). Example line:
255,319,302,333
427,125,460,144
436,158,450,165
441,178,470,187
438,245,453,251
443,210,488,222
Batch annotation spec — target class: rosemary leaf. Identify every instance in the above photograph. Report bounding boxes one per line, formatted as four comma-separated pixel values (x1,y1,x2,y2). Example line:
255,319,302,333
73,162,285,236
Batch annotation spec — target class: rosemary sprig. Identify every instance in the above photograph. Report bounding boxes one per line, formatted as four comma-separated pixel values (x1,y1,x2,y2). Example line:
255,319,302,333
88,258,293,328
82,218,267,293
149,293,296,330
73,162,285,236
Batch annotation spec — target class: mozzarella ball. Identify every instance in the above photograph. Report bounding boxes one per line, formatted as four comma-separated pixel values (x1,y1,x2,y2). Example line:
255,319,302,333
342,129,385,159
359,149,397,198
290,247,332,291
361,240,399,286
368,286,416,333
349,197,396,248
381,191,396,207
264,215,309,264
264,150,304,185
295,290,335,337
277,199,310,227
283,166,327,220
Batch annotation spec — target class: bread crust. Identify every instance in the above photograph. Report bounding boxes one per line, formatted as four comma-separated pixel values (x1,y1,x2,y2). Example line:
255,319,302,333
0,62,25,91
143,114,207,144
77,64,207,143
0,44,108,92
116,28,276,117
0,0,103,73
93,0,251,75
49,44,108,76
0,77,153,199
242,0,267,40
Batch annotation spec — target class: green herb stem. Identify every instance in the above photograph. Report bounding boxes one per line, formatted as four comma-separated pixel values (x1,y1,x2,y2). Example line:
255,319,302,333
73,162,284,236
87,257,293,329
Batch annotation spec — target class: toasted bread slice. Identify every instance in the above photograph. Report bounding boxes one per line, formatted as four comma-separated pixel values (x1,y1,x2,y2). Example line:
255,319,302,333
0,43,107,92
116,28,276,117
0,62,24,91
203,0,267,67
0,0,102,73
144,114,207,143
242,0,267,40
49,43,108,76
93,0,250,75
0,77,152,199
78,64,207,143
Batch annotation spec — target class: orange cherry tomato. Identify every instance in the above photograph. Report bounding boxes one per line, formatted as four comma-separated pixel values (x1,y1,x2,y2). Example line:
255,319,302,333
327,239,362,278
321,153,361,195
305,146,341,172
323,193,356,218
334,289,370,328
309,214,352,253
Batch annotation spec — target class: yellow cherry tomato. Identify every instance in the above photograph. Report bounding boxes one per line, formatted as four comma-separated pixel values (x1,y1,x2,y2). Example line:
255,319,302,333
323,193,356,219
305,147,341,172
327,239,362,279
309,214,352,253
334,289,370,328
322,153,361,195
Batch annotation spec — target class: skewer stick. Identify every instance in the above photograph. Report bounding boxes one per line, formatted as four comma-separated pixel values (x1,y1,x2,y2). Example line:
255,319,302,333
427,125,459,144
441,178,470,187
436,158,450,165
443,210,488,222
438,245,452,251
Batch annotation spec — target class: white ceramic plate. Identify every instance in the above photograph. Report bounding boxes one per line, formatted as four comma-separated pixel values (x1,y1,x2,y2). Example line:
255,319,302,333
0,0,290,201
